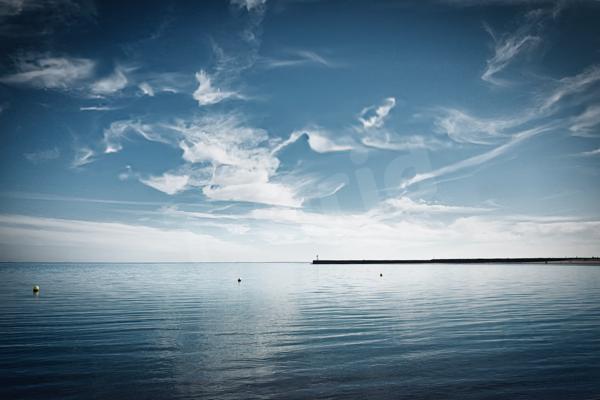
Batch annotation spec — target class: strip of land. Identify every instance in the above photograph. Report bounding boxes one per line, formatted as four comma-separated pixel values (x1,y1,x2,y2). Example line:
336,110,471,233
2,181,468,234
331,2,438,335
312,257,600,265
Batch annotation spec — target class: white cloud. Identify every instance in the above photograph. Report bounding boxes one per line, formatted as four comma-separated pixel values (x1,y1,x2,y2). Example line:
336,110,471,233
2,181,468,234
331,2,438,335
80,105,117,111
90,66,128,95
434,65,600,146
138,82,154,96
140,173,190,195
24,147,60,163
579,148,600,157
541,66,600,112
0,55,94,89
3,198,597,262
140,72,191,95
304,131,353,153
0,214,254,262
230,0,266,11
0,0,97,37
165,200,600,259
379,197,492,215
482,22,540,86
261,50,335,69
295,50,332,67
71,147,95,168
434,108,517,145
103,120,169,154
193,70,242,106
101,115,308,207
362,134,447,151
172,115,303,207
273,129,354,154
358,97,396,129
400,124,553,189
570,104,600,136
203,182,301,208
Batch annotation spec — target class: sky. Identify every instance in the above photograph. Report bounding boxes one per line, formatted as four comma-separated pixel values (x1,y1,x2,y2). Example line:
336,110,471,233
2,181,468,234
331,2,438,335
0,0,599,262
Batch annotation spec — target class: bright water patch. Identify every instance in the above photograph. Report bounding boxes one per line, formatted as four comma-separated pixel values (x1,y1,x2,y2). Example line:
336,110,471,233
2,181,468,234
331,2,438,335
1,263,600,399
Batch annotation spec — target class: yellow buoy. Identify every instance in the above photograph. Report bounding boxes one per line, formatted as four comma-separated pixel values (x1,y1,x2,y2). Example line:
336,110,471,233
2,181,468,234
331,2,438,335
33,285,40,293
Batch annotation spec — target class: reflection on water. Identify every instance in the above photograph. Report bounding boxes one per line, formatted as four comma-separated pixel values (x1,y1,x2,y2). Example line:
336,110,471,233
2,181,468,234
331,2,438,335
1,262,600,399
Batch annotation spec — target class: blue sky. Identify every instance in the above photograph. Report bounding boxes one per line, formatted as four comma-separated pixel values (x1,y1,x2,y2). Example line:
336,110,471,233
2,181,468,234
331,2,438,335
0,0,599,261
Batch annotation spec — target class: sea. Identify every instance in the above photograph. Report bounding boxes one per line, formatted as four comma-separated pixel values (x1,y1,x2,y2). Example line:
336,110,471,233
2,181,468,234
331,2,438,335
1,262,600,399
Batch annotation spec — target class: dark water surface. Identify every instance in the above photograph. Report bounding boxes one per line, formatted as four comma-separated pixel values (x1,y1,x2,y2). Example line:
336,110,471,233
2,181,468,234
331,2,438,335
1,262,600,399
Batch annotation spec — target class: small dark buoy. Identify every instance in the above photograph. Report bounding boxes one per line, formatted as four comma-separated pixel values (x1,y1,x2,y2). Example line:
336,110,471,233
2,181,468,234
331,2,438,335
237,278,241,283
33,285,40,293
380,273,383,277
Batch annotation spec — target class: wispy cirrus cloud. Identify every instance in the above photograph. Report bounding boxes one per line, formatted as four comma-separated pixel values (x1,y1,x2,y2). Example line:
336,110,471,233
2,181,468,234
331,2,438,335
0,0,96,37
71,147,95,168
570,104,600,136
103,120,168,153
136,72,192,96
578,148,600,157
0,54,95,90
230,0,266,12
481,20,541,86
378,197,493,215
140,173,191,195
0,213,253,262
273,128,355,154
24,147,60,164
358,97,396,129
400,123,555,189
193,69,244,106
100,114,307,207
3,208,597,261
90,66,129,96
99,112,358,207
355,97,449,151
80,105,117,111
541,66,600,112
191,0,267,107
437,64,600,143
410,61,600,193
138,82,154,96
433,108,520,145
173,115,301,207
260,50,336,69
362,134,449,151
161,198,600,259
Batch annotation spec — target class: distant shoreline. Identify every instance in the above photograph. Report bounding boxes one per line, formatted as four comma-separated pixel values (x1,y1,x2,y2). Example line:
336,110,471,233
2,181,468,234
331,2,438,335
312,257,600,265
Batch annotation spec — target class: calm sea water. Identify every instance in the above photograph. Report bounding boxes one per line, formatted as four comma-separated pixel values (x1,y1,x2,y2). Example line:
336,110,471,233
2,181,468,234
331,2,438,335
1,262,600,399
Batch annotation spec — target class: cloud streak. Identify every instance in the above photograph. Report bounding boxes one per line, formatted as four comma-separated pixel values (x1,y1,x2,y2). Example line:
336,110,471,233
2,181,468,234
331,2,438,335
0,214,253,262
578,148,600,157
193,70,243,106
140,173,191,195
261,50,336,69
71,147,95,168
24,147,60,164
90,66,128,95
273,129,355,154
482,22,540,86
358,97,396,129
542,66,600,112
0,54,95,90
101,115,311,207
400,124,554,189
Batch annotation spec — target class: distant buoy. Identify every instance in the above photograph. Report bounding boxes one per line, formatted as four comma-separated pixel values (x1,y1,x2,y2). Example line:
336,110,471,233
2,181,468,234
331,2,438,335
237,278,241,283
33,285,40,293
380,273,383,277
